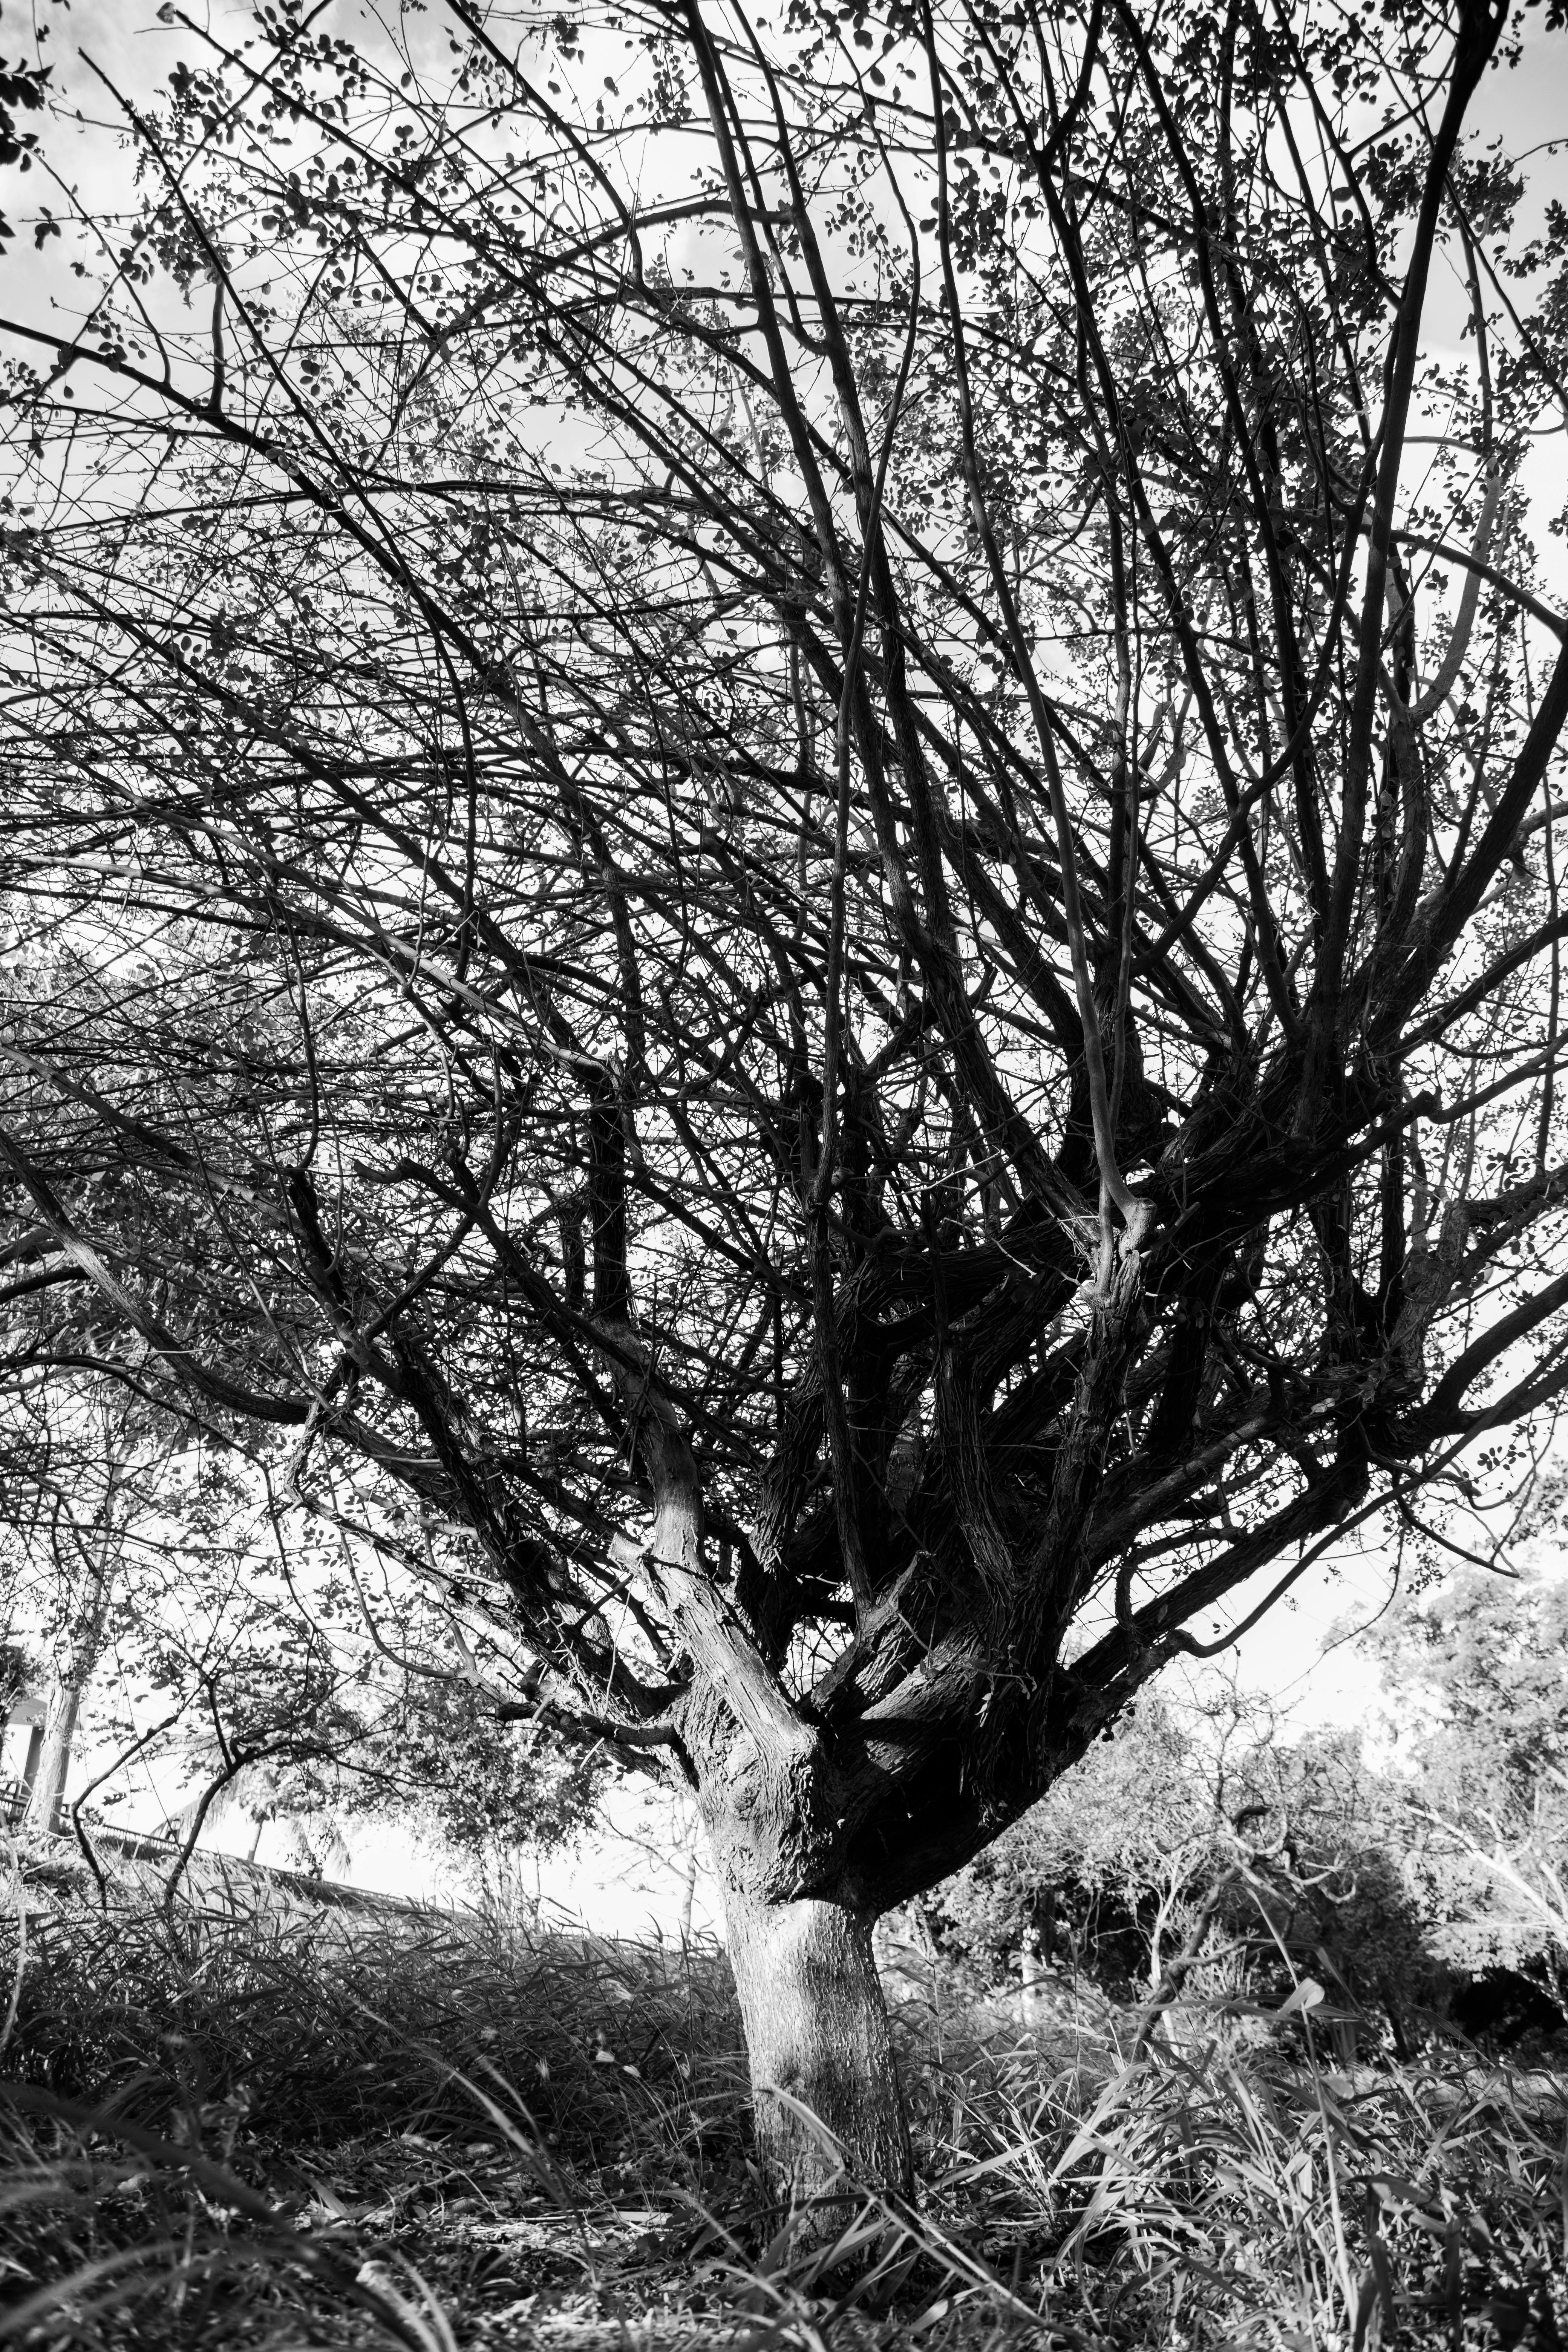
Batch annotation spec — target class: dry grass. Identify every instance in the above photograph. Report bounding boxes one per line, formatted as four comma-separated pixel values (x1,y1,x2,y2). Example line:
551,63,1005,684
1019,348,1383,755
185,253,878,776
1,1860,1563,2349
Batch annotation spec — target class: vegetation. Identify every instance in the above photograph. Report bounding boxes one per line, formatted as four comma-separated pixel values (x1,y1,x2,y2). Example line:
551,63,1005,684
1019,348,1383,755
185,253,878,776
0,1880,747,2182
917,1690,1443,2029
0,1857,1564,2349
6,1597,1567,2344
5,0,1568,2211
0,1365,608,1879
921,1568,1568,2060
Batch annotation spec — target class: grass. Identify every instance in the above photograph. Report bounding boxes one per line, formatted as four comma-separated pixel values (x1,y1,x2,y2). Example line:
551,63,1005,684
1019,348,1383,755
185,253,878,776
0,1849,1564,2349
0,1855,747,2187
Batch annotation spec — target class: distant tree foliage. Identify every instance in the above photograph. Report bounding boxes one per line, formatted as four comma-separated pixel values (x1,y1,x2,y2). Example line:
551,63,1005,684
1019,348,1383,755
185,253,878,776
1372,1565,1568,1826
925,1573,1568,2043
918,1687,1444,2029
1370,1562,1568,1988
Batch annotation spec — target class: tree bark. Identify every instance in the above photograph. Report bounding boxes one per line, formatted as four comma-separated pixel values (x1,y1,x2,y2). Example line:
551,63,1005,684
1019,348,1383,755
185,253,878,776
22,1675,83,1837
721,1880,913,2234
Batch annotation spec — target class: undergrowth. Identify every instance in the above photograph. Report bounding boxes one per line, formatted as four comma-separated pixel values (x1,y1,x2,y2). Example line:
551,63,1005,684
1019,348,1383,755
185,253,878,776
0,1862,746,2188
0,1857,1563,2349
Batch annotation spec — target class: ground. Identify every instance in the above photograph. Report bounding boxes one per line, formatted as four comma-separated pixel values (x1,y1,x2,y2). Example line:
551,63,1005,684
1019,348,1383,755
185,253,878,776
1,1835,1565,2348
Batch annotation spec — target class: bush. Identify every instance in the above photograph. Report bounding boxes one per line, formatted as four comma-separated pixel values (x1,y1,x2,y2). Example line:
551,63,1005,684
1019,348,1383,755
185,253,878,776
913,1690,1458,2052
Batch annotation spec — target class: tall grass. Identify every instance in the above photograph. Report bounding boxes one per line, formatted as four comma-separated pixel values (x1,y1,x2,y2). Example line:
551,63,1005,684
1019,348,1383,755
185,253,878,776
0,1875,746,2184
920,2029,1566,2346
2,1865,1563,2348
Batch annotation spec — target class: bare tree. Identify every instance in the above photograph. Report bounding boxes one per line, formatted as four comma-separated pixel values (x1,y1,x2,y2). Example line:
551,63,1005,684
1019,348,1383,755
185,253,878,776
3,0,1568,2215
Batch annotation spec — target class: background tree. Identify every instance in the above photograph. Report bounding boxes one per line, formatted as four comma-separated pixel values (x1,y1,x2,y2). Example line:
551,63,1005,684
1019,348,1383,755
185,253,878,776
150,1597,611,1887
0,1355,607,1877
3,0,1568,2213
1370,1562,1568,1992
0,1633,43,1800
922,1686,1445,2051
0,1377,200,1836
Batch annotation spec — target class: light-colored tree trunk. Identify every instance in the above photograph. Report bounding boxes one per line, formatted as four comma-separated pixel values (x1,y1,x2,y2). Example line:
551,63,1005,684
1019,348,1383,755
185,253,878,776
21,1675,84,1837
1018,1925,1045,2030
721,1882,912,2236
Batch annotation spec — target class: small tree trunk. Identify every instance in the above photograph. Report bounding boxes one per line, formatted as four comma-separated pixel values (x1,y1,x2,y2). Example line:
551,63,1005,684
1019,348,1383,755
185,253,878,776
1018,1926,1044,2030
22,1677,83,1837
722,1883,912,2235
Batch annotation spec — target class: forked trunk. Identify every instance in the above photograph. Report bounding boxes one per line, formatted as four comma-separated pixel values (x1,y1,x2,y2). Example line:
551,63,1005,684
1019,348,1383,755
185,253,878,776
722,1884,912,2234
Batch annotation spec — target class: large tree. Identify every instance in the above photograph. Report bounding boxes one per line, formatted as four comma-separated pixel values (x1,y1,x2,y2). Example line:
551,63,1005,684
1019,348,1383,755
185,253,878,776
3,0,1568,2213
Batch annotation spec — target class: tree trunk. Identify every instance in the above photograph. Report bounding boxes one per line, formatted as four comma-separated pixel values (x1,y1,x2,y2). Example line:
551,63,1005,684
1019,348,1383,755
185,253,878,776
22,1675,83,1837
18,1717,44,1801
721,1883,912,2235
1018,1926,1045,2030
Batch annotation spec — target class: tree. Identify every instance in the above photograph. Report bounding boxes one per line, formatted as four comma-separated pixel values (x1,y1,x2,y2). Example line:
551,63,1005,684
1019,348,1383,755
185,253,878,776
924,1687,1444,2052
0,1376,198,1836
155,1608,611,1884
1370,1562,1568,1988
0,1321,606,1877
3,0,1568,2216
0,25,50,251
